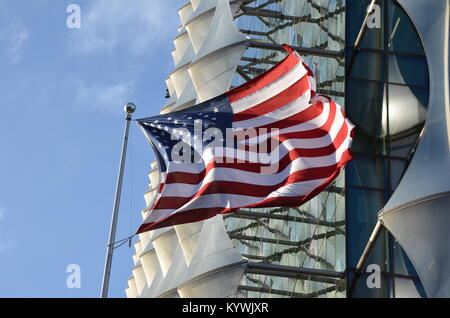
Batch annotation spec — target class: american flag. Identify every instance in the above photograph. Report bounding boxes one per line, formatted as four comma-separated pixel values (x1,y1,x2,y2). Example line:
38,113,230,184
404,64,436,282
136,45,355,233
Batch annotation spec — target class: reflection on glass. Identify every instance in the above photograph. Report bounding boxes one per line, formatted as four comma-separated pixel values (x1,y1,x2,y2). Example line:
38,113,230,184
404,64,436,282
347,80,388,155
390,159,407,190
387,1,424,54
347,155,389,190
346,0,384,49
387,84,428,136
388,55,428,87
349,50,385,81
346,187,387,267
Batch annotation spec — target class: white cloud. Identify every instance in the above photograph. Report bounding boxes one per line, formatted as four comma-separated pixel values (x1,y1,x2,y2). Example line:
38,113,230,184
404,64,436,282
68,0,178,55
0,4,29,64
72,79,136,113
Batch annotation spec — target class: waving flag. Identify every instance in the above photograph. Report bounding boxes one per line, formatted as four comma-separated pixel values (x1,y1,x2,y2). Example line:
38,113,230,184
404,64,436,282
136,45,354,233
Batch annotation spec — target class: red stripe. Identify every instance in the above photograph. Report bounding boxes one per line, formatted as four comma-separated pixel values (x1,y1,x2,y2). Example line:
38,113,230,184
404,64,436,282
241,101,337,148
251,100,324,131
232,75,310,122
227,52,299,103
275,101,337,141
153,123,350,210
137,148,354,233
252,112,348,156
152,163,341,210
163,103,341,185
137,207,230,233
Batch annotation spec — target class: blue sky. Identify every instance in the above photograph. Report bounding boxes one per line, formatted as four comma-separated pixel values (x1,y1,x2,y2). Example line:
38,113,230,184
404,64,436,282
0,0,184,297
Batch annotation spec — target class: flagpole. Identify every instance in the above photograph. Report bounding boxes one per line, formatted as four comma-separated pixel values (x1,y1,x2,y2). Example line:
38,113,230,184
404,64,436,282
100,102,136,298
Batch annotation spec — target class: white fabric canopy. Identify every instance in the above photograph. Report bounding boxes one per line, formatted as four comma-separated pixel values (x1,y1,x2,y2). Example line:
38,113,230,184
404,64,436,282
178,2,194,26
186,0,242,53
188,0,248,102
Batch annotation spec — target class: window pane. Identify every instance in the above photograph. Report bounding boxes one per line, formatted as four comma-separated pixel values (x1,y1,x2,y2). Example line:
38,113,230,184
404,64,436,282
346,80,388,155
347,155,389,190
346,0,384,50
349,50,385,81
387,1,424,54
390,159,407,190
346,187,388,267
387,84,428,159
388,55,429,87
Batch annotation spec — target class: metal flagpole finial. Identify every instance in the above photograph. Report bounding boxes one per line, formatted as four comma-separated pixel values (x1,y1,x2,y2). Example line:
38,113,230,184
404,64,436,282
124,102,136,114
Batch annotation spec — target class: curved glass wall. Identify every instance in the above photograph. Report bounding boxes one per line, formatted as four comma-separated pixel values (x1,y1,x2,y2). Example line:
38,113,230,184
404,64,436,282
345,0,429,297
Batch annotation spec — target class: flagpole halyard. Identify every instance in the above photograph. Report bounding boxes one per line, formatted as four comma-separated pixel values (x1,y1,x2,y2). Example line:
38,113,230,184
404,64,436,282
100,102,136,298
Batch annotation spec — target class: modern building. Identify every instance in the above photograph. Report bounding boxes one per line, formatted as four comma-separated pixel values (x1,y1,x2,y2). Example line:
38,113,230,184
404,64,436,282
125,0,449,298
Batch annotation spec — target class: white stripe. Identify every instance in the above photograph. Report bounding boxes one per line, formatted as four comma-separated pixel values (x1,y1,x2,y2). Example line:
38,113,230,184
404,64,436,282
158,132,352,199
232,93,311,129
243,101,331,144
144,178,328,224
165,114,347,177
157,132,351,197
230,61,307,113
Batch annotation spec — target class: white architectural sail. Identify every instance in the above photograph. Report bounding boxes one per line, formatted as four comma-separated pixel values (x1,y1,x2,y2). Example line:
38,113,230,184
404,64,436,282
171,76,197,111
188,0,249,102
129,0,248,298
173,31,195,68
190,0,203,12
185,0,242,53
171,49,181,66
178,2,194,26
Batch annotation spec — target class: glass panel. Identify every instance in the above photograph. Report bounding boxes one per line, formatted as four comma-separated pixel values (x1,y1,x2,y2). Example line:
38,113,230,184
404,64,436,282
346,187,388,267
390,159,407,190
387,1,424,54
389,129,421,158
347,155,389,190
349,50,385,81
388,84,428,136
346,0,384,50
346,80,388,155
236,273,345,298
348,228,392,298
350,271,392,298
388,55,429,87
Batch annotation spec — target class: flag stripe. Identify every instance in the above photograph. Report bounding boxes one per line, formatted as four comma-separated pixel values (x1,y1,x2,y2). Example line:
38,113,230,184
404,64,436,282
232,75,310,122
152,131,352,209
229,61,307,113
227,50,300,103
137,148,352,233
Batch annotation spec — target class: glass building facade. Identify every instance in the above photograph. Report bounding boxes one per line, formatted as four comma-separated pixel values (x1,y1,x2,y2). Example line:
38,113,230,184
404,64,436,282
224,0,347,298
127,0,439,298
344,0,428,298
222,0,429,298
